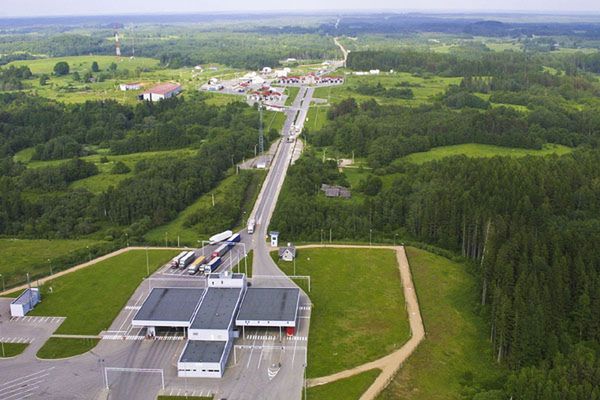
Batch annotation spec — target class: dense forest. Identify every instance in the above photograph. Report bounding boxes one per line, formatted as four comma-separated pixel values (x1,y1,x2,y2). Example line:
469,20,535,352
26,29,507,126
0,93,263,239
272,66,600,397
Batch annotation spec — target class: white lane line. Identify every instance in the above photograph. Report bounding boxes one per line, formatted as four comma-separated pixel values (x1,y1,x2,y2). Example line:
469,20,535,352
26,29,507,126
0,374,48,394
0,368,54,388
2,385,40,400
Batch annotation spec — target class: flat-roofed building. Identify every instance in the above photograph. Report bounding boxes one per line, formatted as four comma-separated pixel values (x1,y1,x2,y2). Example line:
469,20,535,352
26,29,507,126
188,287,244,341
178,340,230,378
236,287,300,335
131,287,205,336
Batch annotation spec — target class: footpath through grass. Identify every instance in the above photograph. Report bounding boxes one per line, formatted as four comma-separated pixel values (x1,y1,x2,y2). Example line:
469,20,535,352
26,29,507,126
0,238,106,289
36,338,99,359
401,143,573,165
0,342,29,358
273,247,410,378
377,247,504,400
305,369,381,400
30,249,178,335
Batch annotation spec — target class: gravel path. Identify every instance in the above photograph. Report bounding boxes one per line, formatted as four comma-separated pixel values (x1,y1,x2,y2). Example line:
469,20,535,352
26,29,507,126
299,244,425,400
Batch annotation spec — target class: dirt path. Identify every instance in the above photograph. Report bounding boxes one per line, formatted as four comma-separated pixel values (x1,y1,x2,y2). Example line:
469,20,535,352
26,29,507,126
298,244,425,400
334,37,349,67
0,246,182,296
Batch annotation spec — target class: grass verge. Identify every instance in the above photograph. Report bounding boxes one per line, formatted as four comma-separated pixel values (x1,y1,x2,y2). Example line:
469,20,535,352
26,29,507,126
157,396,213,400
0,342,29,358
233,250,253,278
273,247,410,378
36,338,99,359
377,247,505,400
305,369,381,400
29,249,178,335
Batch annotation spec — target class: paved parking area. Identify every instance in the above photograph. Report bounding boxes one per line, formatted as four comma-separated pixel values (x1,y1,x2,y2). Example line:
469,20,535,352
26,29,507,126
0,366,56,400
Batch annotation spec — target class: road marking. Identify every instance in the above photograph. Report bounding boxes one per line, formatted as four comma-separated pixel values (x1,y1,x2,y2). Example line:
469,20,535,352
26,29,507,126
3,385,40,400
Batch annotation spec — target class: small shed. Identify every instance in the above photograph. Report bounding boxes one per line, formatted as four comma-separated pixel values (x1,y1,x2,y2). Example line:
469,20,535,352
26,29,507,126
278,243,296,262
270,231,280,247
10,288,41,317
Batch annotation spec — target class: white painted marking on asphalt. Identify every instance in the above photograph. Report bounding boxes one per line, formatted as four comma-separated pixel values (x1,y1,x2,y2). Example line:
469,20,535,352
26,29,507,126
2,385,40,400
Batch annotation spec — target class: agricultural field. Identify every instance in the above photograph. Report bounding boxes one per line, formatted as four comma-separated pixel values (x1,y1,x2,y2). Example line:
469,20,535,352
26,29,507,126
377,247,505,400
0,239,106,289
29,249,178,335
19,148,198,194
273,247,410,378
400,143,573,165
0,342,29,358
7,55,240,104
313,72,461,106
306,369,381,400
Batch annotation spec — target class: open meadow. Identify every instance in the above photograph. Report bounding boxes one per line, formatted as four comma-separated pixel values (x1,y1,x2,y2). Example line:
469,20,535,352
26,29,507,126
273,247,410,378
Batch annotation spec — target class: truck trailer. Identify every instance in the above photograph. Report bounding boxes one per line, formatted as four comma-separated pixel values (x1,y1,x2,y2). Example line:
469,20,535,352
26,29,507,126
209,230,233,244
187,255,206,275
203,257,222,273
211,243,232,258
227,233,241,243
170,251,189,268
178,251,196,269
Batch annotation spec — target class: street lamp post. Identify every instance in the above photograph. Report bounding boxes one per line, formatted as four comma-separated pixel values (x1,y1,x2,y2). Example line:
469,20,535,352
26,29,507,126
369,229,372,247
87,246,91,261
125,233,129,247
0,273,5,292
48,259,53,276
145,247,150,277
0,321,4,357
394,233,398,246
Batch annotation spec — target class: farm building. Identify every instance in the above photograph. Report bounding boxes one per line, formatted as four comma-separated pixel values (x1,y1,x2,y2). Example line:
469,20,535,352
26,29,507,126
10,288,41,317
141,83,182,102
321,184,351,199
119,82,142,91
278,244,297,262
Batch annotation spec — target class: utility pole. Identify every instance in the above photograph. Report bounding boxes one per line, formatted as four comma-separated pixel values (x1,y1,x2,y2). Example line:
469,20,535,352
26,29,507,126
329,228,332,244
370,229,372,247
145,247,150,277
259,104,264,157
0,273,4,292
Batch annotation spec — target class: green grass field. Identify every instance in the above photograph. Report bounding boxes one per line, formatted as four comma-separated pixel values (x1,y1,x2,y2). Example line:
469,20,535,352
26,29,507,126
36,338,99,359
0,238,106,289
400,143,573,164
314,72,460,106
8,56,240,105
377,247,505,400
233,250,253,277
285,86,300,106
273,247,410,378
305,105,329,131
0,342,29,358
29,249,178,335
306,369,381,400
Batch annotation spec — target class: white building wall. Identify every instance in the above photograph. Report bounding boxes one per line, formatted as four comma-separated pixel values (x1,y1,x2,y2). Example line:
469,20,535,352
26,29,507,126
10,303,24,317
178,361,222,378
188,328,230,341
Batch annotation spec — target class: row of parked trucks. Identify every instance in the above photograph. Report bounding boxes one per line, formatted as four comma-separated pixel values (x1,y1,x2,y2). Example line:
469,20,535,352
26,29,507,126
168,232,241,275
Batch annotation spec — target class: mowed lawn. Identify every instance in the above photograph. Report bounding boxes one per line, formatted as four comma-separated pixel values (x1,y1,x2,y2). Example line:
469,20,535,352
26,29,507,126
0,342,29,358
0,239,105,288
273,247,410,378
401,143,573,164
306,369,381,400
377,247,504,400
29,249,178,335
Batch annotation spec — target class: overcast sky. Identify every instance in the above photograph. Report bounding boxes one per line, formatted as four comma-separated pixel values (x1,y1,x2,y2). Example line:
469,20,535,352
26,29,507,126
1,0,599,17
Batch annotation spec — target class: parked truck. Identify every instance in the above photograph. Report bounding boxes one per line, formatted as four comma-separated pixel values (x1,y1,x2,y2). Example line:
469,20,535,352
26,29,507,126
247,218,255,234
212,243,232,258
178,251,196,269
170,251,189,269
187,255,206,275
227,233,241,243
209,230,233,244
203,257,222,274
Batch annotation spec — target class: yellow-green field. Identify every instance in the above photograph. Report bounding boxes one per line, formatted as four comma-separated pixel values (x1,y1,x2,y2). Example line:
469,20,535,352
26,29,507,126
401,143,573,164
314,72,460,106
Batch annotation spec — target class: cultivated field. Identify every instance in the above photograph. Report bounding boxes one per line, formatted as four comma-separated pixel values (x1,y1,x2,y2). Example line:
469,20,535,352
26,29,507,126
273,247,410,378
378,247,505,400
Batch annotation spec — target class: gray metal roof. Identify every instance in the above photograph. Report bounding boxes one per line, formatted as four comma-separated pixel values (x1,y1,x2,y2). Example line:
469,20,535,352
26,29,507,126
236,288,300,323
133,288,205,323
190,288,242,330
179,340,227,364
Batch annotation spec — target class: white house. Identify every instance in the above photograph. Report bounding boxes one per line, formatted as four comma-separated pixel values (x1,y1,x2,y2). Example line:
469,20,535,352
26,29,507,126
278,243,296,262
